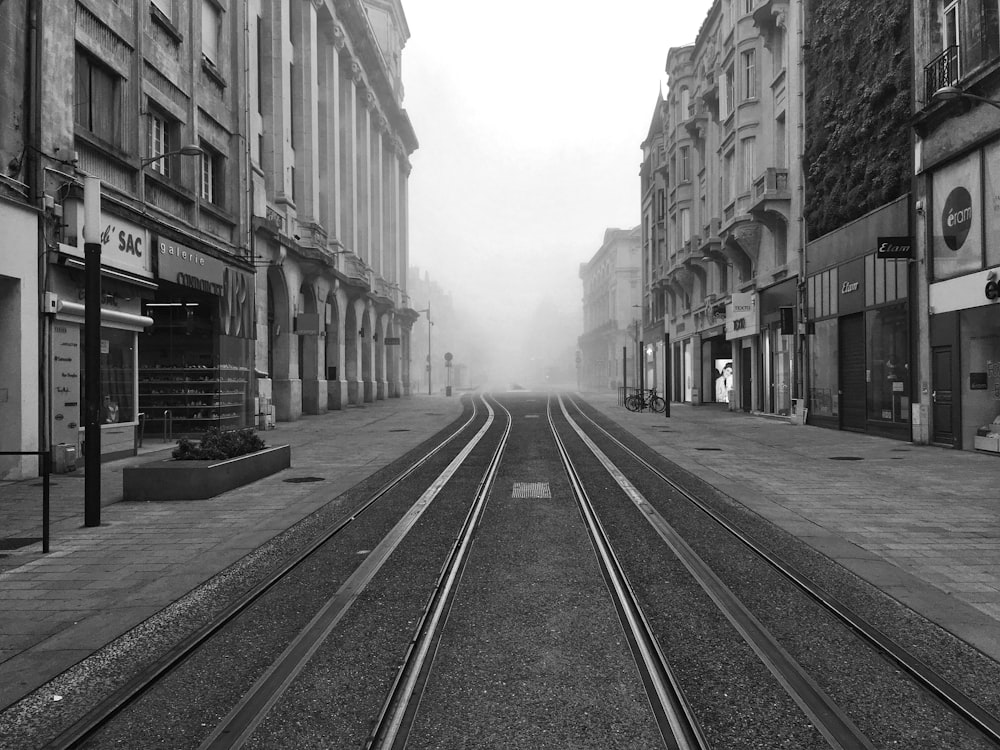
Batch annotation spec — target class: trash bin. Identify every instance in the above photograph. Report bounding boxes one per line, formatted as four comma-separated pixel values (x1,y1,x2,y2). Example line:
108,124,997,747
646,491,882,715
52,443,77,473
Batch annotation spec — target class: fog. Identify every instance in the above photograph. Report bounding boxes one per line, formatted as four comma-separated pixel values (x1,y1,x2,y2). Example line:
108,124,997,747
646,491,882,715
403,2,709,389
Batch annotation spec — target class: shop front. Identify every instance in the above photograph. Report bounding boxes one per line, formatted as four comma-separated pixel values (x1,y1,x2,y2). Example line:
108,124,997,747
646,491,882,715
50,202,155,462
924,143,1000,451
758,279,798,417
726,291,759,412
806,251,912,440
140,237,255,440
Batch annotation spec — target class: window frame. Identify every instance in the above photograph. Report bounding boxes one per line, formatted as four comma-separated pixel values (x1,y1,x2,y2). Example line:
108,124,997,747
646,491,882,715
74,48,123,147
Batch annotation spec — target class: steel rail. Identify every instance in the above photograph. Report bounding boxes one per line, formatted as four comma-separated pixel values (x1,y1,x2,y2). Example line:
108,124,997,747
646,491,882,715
564,394,1000,747
48,395,489,750
557,395,874,749
548,395,710,750
198,397,499,749
365,394,512,750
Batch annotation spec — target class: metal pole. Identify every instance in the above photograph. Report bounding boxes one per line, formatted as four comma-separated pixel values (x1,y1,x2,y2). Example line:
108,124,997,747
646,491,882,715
83,177,101,527
664,332,671,417
42,450,50,553
426,302,432,396
622,346,627,403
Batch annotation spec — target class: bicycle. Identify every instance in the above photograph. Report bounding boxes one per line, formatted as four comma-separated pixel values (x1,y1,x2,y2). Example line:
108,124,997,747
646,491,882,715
624,387,666,413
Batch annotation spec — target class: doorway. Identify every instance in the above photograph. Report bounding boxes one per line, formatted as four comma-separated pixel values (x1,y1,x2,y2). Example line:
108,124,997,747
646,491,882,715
931,345,956,446
839,313,866,431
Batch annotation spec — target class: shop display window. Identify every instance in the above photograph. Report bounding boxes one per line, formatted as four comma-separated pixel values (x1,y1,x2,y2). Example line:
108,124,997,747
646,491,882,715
809,319,838,418
140,289,252,437
867,304,909,424
961,307,1000,452
80,327,136,424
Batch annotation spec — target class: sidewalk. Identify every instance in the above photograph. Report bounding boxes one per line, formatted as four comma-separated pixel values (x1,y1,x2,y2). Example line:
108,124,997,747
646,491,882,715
583,392,1000,663
1,390,999,714
0,395,464,710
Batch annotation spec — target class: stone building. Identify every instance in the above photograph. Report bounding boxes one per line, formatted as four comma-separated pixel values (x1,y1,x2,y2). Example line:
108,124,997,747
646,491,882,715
578,227,641,392
0,0,417,473
643,0,804,413
250,0,418,422
0,0,40,479
912,0,1000,450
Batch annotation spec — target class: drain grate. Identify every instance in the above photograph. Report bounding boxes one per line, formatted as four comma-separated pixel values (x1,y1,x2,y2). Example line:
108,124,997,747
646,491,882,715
0,538,40,551
512,482,551,498
829,456,863,461
283,476,326,483
695,447,723,451
389,429,411,432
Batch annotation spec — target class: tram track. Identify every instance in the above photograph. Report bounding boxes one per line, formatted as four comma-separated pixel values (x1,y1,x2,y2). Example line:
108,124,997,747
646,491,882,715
557,392,1000,748
45,394,499,750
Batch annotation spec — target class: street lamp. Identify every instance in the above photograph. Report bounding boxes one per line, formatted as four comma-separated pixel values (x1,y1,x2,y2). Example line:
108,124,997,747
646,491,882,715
931,85,1000,111
141,143,205,167
631,304,642,392
139,144,204,206
417,303,432,395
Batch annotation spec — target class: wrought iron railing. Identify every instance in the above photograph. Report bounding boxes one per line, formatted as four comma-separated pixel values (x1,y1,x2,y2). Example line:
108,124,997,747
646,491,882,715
925,45,960,104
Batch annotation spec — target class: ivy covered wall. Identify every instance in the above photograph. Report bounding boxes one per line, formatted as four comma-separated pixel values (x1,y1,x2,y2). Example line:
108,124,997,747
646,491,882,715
803,0,912,240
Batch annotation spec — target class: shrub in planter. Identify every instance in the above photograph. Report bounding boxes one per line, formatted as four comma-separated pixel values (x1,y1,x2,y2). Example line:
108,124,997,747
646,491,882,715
172,427,266,461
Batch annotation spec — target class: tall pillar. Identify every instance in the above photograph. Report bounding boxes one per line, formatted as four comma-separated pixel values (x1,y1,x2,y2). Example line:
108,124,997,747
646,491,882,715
327,285,348,409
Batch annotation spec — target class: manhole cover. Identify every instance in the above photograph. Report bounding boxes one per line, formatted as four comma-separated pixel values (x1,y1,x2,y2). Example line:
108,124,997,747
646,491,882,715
695,447,722,451
283,476,326,483
0,538,40,551
512,482,551,498
829,456,863,461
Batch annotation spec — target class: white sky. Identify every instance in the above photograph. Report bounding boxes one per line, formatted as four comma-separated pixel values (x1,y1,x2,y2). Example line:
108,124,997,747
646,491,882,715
402,2,711,377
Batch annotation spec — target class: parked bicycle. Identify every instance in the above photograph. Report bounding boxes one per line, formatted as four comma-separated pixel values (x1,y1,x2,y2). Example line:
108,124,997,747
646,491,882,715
625,387,666,413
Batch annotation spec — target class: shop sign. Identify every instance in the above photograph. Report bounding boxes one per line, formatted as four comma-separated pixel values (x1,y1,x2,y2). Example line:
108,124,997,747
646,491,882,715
876,236,912,259
156,238,226,295
933,152,983,279
929,264,1000,313
726,292,758,340
58,201,152,278
838,257,865,315
50,323,80,449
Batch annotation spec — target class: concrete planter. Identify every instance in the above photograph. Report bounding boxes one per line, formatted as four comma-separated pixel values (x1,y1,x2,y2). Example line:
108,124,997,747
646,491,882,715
123,444,291,501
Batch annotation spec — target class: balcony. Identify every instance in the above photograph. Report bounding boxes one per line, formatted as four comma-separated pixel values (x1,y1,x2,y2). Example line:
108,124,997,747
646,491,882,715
924,46,960,104
748,167,791,228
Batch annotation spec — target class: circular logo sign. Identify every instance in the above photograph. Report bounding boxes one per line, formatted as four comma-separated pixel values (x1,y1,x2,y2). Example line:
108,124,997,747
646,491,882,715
942,187,973,251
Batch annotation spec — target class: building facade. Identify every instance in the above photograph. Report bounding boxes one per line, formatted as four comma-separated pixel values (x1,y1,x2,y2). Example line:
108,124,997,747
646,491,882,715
1,0,416,474
0,1,41,479
913,0,1000,451
578,227,641,392
249,0,418,423
645,0,804,414
803,0,914,440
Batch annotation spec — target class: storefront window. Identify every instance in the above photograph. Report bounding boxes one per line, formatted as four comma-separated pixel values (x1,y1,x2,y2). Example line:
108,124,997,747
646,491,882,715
867,304,909,423
961,307,1000,449
810,319,838,418
80,327,136,424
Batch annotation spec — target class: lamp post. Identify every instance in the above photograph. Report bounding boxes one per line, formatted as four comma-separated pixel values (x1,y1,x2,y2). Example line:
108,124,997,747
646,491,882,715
631,304,641,392
931,85,1000,111
418,304,432,395
83,176,102,527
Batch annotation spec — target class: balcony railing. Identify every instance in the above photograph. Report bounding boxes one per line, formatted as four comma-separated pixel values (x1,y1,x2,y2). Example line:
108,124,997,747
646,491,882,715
753,167,789,200
925,45,960,104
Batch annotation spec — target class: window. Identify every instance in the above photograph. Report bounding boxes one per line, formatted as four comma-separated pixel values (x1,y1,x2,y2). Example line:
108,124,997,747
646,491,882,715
725,64,735,117
741,137,756,192
680,147,691,182
742,50,756,99
680,208,691,244
152,0,173,18
202,0,221,66
200,143,224,206
680,87,690,120
942,0,1000,76
74,49,122,146
723,149,735,203
147,110,179,177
